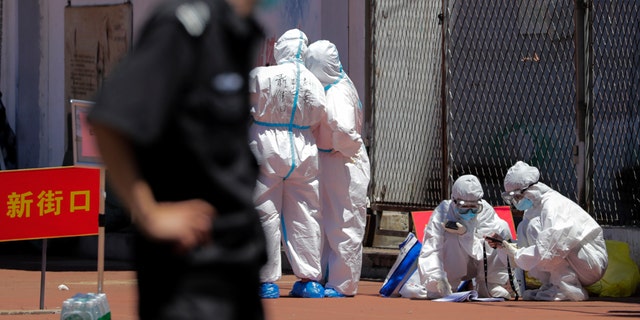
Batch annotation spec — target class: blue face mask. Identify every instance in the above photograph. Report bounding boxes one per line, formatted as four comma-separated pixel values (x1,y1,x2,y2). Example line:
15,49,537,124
515,198,534,211
456,208,478,221
460,212,477,221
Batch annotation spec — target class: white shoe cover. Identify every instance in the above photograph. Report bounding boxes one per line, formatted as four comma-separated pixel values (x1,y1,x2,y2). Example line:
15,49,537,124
489,285,511,299
399,282,427,299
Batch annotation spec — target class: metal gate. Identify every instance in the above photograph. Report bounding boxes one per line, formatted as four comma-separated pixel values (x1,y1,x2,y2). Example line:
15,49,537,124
370,0,640,227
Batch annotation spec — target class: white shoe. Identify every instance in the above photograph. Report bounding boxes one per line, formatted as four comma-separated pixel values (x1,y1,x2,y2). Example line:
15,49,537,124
489,285,511,299
399,282,427,299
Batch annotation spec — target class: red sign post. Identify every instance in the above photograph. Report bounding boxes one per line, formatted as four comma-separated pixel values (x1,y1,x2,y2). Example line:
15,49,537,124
0,166,104,241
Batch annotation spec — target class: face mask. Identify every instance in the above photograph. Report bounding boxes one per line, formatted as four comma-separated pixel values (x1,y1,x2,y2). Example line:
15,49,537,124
456,208,478,221
460,212,477,221
515,197,534,211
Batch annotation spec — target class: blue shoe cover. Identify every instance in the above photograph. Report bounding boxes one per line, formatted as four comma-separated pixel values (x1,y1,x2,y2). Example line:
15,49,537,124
260,282,280,299
324,288,346,298
289,281,324,298
289,281,305,297
303,281,325,298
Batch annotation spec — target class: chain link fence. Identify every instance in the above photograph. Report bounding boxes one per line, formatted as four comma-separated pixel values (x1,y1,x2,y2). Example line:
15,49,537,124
591,0,640,226
370,0,639,226
370,0,445,211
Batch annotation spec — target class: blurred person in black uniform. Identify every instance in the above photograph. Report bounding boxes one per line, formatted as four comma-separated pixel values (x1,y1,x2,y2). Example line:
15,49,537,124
0,91,17,170
88,0,271,319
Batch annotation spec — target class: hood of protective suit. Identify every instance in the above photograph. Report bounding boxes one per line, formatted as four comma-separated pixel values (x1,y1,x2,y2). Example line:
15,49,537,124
274,28,308,64
451,175,484,201
504,161,540,192
305,40,343,87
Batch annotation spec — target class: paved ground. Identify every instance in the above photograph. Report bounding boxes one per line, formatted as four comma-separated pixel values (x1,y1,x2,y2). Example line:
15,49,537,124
0,239,638,320
1,268,639,320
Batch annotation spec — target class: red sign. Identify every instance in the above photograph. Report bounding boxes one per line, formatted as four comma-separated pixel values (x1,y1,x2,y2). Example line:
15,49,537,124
0,166,104,242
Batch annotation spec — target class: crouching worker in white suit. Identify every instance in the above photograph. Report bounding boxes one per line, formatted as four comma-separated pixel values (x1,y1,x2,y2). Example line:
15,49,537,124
417,175,517,299
249,29,329,299
305,40,371,298
492,161,608,301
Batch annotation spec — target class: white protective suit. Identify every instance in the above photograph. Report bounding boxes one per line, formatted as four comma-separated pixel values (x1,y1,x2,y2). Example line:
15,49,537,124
305,40,371,296
503,161,608,301
249,29,328,283
418,175,516,299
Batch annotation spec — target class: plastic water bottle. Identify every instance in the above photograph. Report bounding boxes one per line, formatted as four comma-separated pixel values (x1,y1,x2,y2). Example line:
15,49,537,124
96,293,111,320
60,293,111,320
87,300,100,320
60,299,73,318
61,300,91,320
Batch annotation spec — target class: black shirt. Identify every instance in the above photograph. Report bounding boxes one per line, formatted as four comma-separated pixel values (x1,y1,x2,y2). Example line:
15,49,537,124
89,0,267,268
89,3,266,318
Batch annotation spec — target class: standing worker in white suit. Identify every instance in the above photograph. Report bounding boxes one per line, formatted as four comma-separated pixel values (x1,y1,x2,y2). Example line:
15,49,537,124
249,29,329,299
305,40,371,298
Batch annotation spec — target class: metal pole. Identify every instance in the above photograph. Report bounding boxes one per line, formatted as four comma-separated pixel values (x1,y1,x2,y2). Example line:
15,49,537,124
439,0,449,200
97,169,107,293
39,239,47,310
97,224,105,293
574,0,594,214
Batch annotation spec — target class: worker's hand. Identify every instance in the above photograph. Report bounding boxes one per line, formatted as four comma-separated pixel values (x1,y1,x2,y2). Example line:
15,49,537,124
135,199,216,253
484,233,504,248
442,221,467,235
501,240,518,258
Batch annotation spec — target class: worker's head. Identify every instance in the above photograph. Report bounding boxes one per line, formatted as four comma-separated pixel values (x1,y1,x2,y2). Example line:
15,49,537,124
451,175,484,221
502,161,539,211
305,40,343,87
274,29,308,64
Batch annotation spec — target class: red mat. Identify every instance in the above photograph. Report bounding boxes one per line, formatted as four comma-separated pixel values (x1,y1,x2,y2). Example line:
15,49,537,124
411,206,517,243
